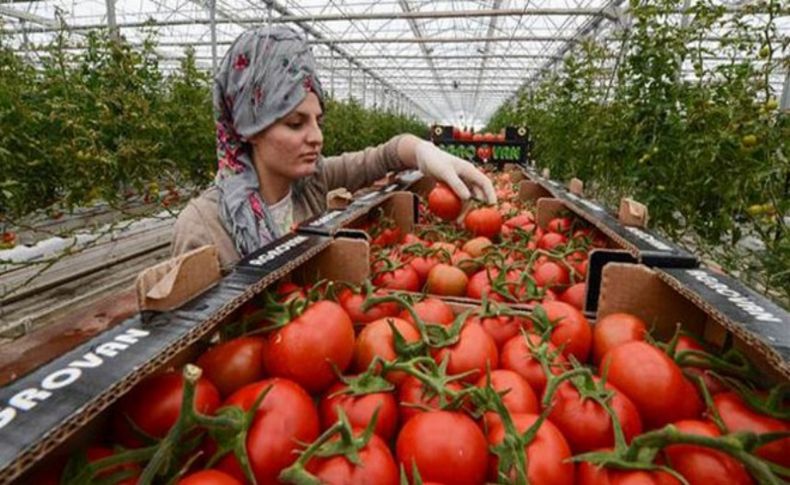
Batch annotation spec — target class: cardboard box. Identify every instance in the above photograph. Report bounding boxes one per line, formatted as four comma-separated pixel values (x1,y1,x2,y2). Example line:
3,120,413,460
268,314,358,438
0,233,342,483
598,262,790,382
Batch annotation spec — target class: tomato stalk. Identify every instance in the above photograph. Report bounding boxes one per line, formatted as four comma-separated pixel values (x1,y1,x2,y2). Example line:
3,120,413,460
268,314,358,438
329,357,397,398
379,355,476,412
278,408,380,485
719,378,790,421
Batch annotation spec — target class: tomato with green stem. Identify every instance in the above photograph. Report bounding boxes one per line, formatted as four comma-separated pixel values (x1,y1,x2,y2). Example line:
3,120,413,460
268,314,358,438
196,337,267,397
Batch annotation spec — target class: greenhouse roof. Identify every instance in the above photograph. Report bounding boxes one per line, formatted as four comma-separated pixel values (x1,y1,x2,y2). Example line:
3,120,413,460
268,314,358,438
1,0,788,126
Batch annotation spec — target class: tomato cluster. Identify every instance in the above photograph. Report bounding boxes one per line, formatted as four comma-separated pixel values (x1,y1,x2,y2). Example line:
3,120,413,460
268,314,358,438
50,171,789,485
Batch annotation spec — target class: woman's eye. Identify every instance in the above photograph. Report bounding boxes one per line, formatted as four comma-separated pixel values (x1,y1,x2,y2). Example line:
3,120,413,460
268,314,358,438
286,121,302,129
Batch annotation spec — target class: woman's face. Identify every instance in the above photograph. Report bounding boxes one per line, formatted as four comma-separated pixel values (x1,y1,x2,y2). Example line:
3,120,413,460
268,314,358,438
250,92,324,181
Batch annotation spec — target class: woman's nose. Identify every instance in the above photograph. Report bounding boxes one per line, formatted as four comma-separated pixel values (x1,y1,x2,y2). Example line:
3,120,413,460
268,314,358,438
306,119,323,146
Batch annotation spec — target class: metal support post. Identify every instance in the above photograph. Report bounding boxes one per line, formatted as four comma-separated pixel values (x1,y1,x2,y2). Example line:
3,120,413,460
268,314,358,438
209,0,217,74
105,0,118,41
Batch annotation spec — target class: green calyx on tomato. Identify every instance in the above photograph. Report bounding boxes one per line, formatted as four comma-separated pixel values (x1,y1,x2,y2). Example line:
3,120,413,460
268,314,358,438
279,408,380,484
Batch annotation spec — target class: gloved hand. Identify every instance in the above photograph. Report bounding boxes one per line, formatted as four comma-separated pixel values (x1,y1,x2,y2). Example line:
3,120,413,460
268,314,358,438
414,140,497,204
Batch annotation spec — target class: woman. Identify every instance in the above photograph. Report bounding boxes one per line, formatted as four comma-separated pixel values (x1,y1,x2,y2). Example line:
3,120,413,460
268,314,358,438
172,26,496,270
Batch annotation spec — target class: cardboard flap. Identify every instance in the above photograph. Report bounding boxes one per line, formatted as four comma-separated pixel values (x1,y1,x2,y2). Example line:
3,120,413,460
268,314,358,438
326,188,353,210
568,178,584,196
536,197,570,229
136,245,220,312
541,168,551,178
518,181,553,202
618,197,649,227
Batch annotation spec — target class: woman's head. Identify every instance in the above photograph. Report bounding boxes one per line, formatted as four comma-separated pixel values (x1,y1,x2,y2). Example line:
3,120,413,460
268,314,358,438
248,90,324,181
213,25,325,255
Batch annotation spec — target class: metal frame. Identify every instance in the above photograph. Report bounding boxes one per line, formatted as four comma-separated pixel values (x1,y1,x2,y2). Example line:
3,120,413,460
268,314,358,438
1,0,786,125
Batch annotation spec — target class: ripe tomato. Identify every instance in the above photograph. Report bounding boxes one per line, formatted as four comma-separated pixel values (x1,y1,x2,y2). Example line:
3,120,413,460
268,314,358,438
467,313,525,349
431,321,499,383
538,301,592,363
371,226,403,246
546,378,643,453
451,250,476,275
397,411,488,485
428,183,463,221
113,371,220,448
178,469,243,485
338,288,400,324
476,370,538,429
577,461,680,485
426,264,468,296
397,375,465,423
592,312,647,365
406,254,441,283
464,207,503,239
674,336,728,395
354,317,421,384
373,265,421,292
197,337,266,397
218,378,319,484
663,420,754,484
547,217,572,233
263,300,355,393
500,333,567,395
319,382,398,440
306,431,399,485
559,282,586,310
713,392,790,467
462,236,493,257
532,261,570,288
538,232,567,251
399,297,455,327
602,341,698,429
487,413,574,484
467,269,506,302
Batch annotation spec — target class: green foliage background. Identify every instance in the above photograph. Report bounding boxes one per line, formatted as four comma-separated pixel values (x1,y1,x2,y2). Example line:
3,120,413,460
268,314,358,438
487,0,789,306
0,29,425,221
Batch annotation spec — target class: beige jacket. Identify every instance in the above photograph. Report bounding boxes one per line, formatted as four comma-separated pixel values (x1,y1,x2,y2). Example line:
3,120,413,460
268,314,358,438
171,135,408,271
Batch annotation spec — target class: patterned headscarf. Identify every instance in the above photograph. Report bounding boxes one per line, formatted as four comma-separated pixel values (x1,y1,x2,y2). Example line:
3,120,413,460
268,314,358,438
214,25,325,257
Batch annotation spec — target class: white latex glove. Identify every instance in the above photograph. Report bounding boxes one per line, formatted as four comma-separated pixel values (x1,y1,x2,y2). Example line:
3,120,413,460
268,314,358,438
414,140,498,205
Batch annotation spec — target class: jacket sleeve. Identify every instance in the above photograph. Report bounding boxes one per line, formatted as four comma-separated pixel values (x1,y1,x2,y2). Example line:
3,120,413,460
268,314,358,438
319,135,410,193
170,197,241,272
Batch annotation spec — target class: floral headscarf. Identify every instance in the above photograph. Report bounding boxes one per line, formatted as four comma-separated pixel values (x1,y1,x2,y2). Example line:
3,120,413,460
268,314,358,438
214,25,324,257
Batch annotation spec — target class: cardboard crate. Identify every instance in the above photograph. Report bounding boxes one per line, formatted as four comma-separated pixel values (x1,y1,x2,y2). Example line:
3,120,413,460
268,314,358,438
0,233,345,484
599,262,790,382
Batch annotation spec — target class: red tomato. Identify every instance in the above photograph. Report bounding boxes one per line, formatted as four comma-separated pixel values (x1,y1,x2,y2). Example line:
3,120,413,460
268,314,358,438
476,370,539,429
426,264,468,296
464,208,503,239
713,392,790,467
462,236,493,257
263,300,355,393
487,413,574,484
197,337,267,397
372,227,403,246
467,313,525,349
306,431,399,485
467,269,506,302
338,288,400,324
577,460,680,485
178,469,243,485
451,250,476,275
373,265,421,291
538,232,567,251
113,371,220,448
547,217,572,233
319,382,398,440
407,254,441,283
546,378,643,453
592,312,647,365
538,301,592,363
397,411,489,485
500,333,567,395
602,341,698,429
431,321,499,383
399,297,455,327
559,282,586,310
428,182,463,221
673,336,728,395
663,420,754,485
532,261,570,288
354,317,421,384
397,375,465,423
218,378,319,484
